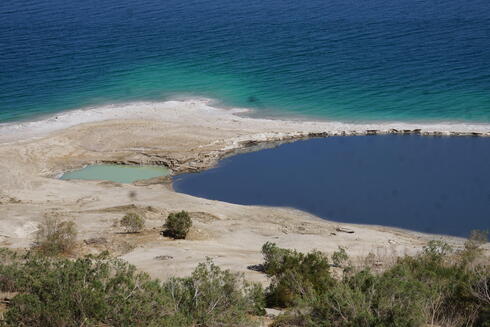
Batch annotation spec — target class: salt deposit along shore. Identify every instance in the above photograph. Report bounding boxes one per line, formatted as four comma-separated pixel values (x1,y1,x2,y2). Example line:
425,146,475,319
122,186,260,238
0,99,488,283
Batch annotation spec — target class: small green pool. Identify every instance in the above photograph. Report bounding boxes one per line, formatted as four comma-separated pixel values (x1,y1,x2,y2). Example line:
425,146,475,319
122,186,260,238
60,164,170,183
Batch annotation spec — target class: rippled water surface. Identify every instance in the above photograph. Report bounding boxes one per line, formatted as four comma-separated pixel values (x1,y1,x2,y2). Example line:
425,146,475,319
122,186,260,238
1,0,490,122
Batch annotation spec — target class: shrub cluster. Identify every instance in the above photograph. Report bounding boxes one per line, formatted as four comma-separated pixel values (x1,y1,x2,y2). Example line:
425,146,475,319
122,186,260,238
2,222,488,327
120,212,145,233
263,236,490,327
262,242,335,307
0,251,265,327
33,216,77,256
164,211,192,239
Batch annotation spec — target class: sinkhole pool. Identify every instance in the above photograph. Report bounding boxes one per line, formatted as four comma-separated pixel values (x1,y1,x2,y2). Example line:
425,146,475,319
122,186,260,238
60,164,169,184
173,135,490,237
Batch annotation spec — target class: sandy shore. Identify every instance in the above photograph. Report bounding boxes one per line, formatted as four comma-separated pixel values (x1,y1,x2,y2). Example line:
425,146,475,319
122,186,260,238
0,100,488,282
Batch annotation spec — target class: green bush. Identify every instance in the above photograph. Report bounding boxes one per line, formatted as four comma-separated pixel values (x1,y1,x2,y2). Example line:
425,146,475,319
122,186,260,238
273,267,429,327
0,250,265,327
33,216,77,256
120,212,145,233
0,248,22,292
266,239,490,327
165,211,192,239
1,252,181,326
164,259,266,326
331,246,349,268
261,242,334,307
2,233,488,327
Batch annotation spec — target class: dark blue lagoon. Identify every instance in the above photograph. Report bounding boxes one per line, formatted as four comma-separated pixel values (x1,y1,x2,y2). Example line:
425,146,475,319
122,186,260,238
174,136,490,237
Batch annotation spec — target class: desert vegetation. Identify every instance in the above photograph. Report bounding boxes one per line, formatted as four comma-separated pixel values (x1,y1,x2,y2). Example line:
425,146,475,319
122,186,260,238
120,212,145,233
263,233,490,327
0,250,264,327
32,216,77,256
164,210,192,239
0,225,488,326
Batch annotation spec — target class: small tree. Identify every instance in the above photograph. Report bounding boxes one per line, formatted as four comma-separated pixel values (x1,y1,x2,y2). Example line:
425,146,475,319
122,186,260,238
165,211,192,239
34,216,77,256
120,213,145,233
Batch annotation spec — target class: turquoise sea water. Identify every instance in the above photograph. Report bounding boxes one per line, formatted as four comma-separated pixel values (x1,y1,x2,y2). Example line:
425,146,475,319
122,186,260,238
61,165,169,184
1,0,490,123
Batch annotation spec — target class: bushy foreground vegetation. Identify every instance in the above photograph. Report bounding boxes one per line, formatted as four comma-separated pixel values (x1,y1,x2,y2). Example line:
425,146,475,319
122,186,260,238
1,222,488,326
263,235,490,327
0,250,265,327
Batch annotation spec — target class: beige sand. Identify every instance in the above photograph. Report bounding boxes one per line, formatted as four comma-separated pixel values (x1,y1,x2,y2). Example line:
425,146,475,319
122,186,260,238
0,100,488,283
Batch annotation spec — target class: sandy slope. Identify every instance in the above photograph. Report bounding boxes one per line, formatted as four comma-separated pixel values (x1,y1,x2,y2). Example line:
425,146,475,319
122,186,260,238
0,100,488,282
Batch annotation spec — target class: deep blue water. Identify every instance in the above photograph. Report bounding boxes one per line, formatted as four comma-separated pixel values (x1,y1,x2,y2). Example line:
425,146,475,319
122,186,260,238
174,136,490,237
1,0,490,123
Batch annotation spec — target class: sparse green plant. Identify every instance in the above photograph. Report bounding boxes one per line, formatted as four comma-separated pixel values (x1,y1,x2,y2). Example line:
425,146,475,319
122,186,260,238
472,265,490,327
120,212,145,233
164,211,192,239
33,216,77,256
468,230,489,245
423,240,453,260
461,230,488,266
0,248,22,292
332,246,349,267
